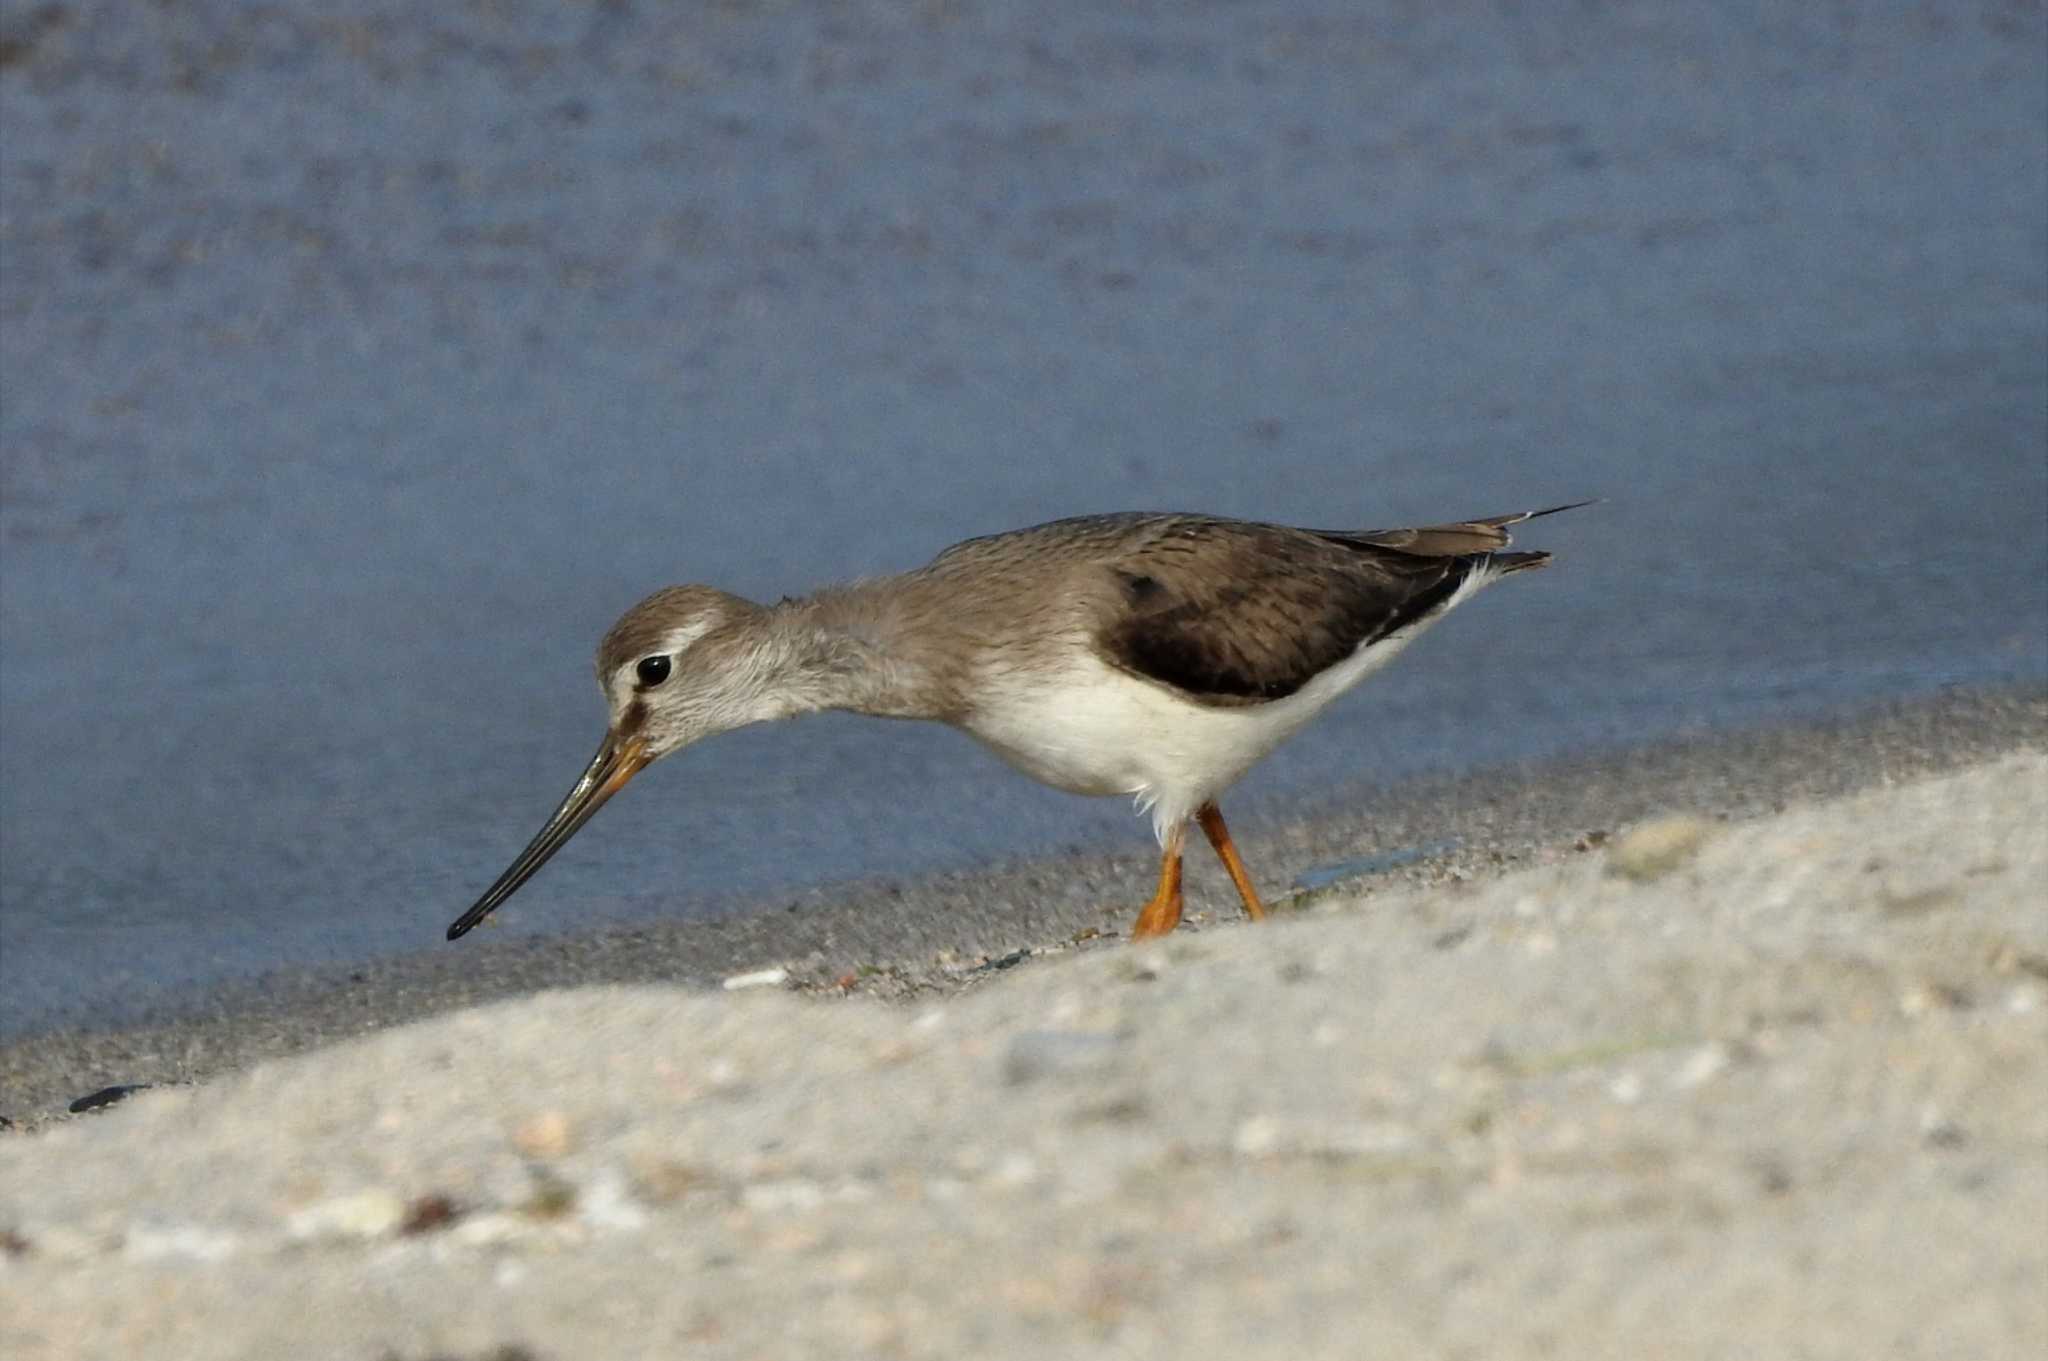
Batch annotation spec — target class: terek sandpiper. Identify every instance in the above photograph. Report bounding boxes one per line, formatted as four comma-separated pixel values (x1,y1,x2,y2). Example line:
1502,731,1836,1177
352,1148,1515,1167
447,502,1588,942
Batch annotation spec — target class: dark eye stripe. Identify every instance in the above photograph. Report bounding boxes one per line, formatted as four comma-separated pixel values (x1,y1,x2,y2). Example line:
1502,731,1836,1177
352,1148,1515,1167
635,654,672,688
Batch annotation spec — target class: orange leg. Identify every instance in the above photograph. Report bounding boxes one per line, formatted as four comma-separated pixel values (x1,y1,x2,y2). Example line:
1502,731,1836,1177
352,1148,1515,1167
1128,824,1186,939
1196,802,1268,923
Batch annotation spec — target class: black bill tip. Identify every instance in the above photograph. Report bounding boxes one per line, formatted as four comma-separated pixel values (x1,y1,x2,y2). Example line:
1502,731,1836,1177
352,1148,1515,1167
443,732,650,944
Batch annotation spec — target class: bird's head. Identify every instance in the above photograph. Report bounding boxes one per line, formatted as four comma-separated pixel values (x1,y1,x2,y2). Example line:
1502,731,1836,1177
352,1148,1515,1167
594,585,774,762
445,585,765,940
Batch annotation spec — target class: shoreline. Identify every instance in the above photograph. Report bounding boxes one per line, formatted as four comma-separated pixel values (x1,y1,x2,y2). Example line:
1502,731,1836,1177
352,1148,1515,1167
2,681,2043,1127
1,708,2042,1358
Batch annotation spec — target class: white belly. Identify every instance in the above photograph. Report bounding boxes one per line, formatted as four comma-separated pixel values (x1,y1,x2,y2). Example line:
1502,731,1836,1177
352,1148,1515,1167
957,566,1498,841
965,654,1282,803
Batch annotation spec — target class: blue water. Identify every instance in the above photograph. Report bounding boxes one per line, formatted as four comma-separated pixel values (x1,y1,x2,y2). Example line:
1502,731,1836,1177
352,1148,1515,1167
3,1,2044,1035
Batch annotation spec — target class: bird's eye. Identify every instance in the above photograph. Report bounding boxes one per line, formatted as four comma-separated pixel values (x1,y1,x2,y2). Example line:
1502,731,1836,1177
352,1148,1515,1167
635,654,672,688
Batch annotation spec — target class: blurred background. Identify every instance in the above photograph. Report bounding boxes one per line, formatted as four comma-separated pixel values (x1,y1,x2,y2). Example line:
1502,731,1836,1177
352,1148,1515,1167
3,1,2043,1034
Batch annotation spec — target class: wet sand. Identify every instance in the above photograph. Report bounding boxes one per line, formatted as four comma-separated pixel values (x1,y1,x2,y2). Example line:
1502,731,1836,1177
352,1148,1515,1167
2,684,2043,1128
1,688,2043,1359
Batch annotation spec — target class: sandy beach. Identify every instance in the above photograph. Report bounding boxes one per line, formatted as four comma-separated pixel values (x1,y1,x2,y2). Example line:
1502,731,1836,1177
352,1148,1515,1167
3,3,2043,1355
2,688,2044,1359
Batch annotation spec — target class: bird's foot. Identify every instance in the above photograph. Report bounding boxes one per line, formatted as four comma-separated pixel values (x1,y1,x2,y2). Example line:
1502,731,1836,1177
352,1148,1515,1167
1127,831,1186,939
1129,890,1184,939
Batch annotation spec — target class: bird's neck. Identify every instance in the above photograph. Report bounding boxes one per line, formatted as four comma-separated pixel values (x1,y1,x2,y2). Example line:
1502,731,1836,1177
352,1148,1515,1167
753,586,955,723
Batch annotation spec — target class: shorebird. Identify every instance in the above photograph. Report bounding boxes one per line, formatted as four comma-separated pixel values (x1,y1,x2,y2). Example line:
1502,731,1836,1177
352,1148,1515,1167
447,502,1588,943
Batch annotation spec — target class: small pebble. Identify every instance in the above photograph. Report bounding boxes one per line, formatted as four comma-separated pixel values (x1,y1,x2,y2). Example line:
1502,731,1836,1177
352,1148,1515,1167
1234,1115,1282,1157
723,966,790,991
513,1110,575,1159
123,1224,240,1263
287,1190,405,1241
400,1194,461,1236
986,1151,1039,1189
578,1168,649,1232
1607,815,1713,881
1670,1043,1731,1090
452,1212,539,1248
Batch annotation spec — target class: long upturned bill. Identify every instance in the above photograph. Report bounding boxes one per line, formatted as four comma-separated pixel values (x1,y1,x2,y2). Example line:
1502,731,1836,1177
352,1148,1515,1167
445,733,649,940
